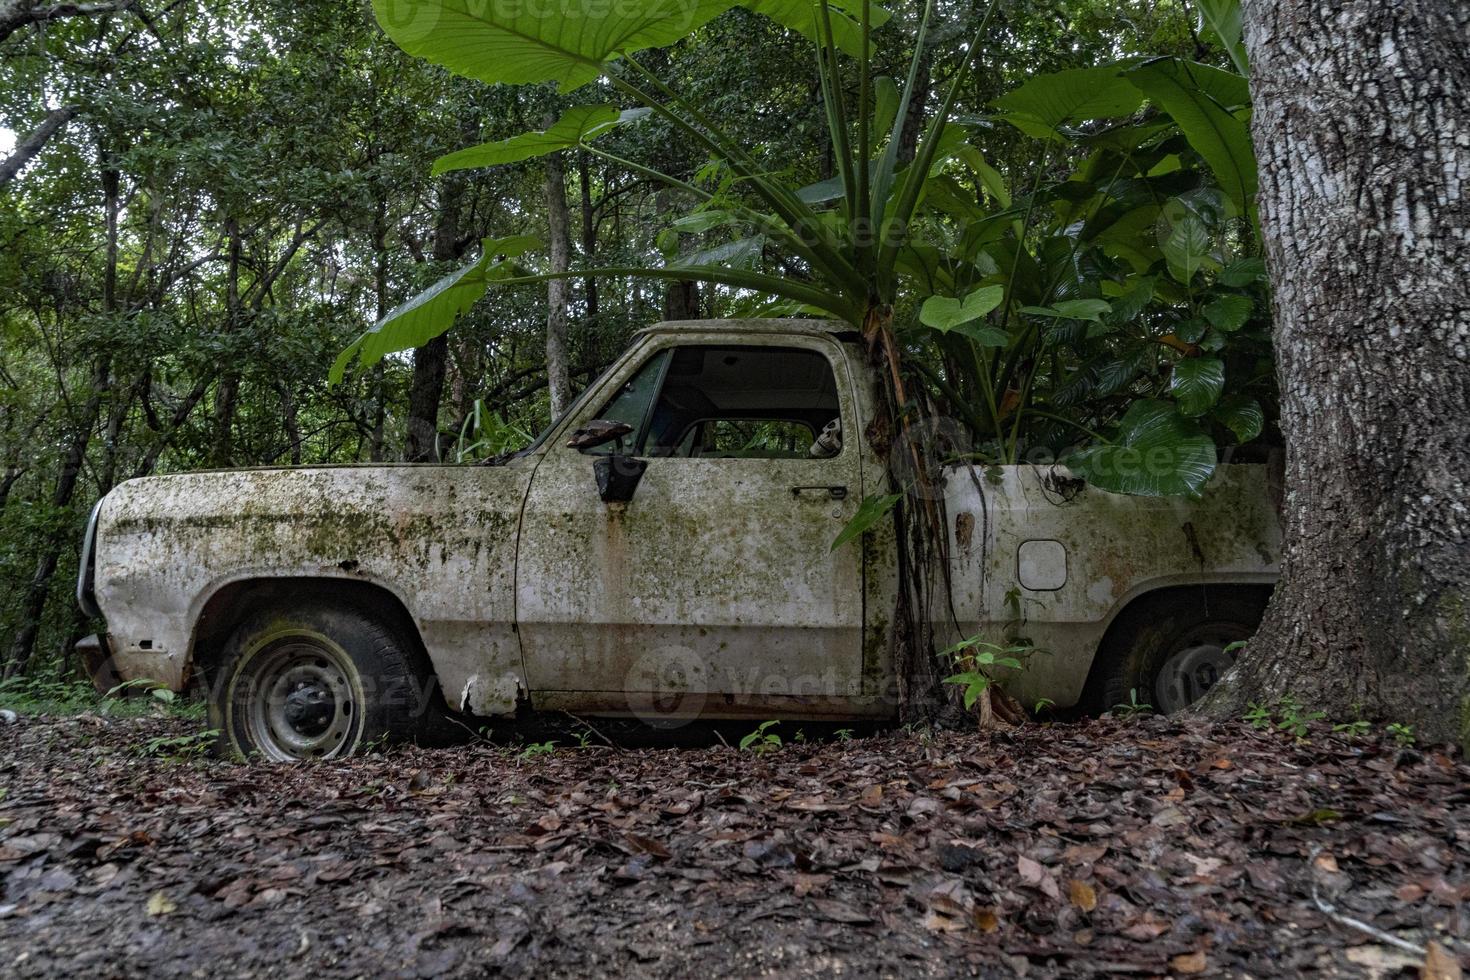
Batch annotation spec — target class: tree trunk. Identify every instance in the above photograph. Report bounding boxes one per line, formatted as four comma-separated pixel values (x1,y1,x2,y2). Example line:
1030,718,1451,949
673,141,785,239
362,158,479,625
211,217,242,466
405,170,465,462
1201,0,1470,747
578,150,599,331
4,354,109,677
544,146,573,416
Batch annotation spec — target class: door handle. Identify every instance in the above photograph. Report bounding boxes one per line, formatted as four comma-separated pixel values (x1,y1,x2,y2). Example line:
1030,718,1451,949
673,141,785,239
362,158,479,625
791,485,848,500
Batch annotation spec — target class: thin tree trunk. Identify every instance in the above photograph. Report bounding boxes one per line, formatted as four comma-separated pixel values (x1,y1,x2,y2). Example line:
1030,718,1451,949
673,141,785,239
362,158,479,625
405,169,464,462
2,359,108,677
211,217,242,466
1201,0,1470,747
578,150,599,331
278,380,302,464
656,188,701,321
544,147,573,416
368,201,390,462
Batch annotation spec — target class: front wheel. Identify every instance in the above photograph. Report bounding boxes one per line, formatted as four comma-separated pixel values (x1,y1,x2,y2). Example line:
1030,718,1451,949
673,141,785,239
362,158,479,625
1093,589,1268,715
211,602,432,761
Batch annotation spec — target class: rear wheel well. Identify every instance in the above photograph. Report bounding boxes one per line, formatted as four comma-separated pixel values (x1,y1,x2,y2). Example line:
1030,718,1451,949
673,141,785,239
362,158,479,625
1079,583,1274,713
188,578,433,695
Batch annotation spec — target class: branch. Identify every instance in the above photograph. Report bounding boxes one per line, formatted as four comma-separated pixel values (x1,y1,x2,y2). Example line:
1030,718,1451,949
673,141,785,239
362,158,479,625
0,105,78,189
0,0,134,44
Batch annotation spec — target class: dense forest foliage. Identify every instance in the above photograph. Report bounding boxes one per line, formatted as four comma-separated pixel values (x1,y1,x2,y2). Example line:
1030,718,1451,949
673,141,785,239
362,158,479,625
0,0,1261,681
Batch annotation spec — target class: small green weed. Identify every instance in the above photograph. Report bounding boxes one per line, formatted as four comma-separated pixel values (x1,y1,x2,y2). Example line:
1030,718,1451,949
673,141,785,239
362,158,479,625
1386,722,1415,747
739,720,782,754
517,740,556,761
1112,688,1153,720
1242,694,1324,739
139,729,220,760
940,636,1027,711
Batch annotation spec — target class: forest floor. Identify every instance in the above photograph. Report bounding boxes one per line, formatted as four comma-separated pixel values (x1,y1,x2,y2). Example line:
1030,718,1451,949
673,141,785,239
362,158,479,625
0,713,1466,979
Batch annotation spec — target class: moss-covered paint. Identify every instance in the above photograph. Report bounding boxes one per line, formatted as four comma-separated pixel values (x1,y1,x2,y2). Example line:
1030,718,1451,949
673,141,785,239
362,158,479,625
88,319,1281,722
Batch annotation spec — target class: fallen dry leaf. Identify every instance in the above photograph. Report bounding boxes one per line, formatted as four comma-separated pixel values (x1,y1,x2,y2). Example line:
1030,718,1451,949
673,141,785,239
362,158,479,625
1171,950,1208,974
1423,942,1462,980
1068,878,1097,912
145,891,176,917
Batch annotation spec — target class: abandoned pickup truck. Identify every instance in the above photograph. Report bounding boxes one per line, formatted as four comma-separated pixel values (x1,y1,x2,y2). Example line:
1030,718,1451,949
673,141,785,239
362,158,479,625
76,319,1280,759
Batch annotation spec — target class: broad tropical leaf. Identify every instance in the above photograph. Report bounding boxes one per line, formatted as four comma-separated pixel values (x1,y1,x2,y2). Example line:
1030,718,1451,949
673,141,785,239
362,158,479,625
1170,357,1226,416
1212,394,1264,443
432,106,650,175
374,0,884,93
1019,298,1112,321
1218,256,1266,286
330,235,540,383
1162,212,1212,284
993,63,1145,140
1194,0,1249,77
372,0,740,91
1203,293,1252,331
1067,399,1217,496
920,285,1004,331
1123,58,1256,212
745,0,892,58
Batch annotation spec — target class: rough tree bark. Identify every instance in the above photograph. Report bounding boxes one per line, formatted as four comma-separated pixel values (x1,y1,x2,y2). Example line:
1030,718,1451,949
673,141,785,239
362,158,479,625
544,146,573,416
1202,0,1470,747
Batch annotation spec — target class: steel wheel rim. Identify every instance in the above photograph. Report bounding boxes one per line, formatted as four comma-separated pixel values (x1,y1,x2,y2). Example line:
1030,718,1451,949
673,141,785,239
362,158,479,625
1154,622,1251,714
241,638,357,761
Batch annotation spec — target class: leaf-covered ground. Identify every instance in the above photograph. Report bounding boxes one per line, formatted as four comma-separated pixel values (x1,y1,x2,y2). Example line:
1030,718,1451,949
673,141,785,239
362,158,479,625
1,714,1466,978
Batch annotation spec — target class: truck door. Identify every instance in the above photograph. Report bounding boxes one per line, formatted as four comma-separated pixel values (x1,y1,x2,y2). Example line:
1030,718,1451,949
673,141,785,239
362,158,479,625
516,336,867,719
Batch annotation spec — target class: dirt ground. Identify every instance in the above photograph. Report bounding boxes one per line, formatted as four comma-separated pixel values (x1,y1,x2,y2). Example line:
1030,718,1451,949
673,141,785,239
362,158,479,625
1,712,1467,978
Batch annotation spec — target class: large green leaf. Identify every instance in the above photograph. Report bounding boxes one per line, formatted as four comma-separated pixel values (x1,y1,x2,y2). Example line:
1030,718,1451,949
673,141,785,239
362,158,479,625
1203,293,1252,332
993,63,1145,140
1170,357,1225,416
1123,58,1256,212
330,235,539,383
1162,212,1212,284
1194,0,1249,77
372,0,740,91
1212,394,1263,443
1019,298,1112,322
746,0,892,58
373,0,884,93
1067,399,1217,496
920,285,1004,332
432,106,649,175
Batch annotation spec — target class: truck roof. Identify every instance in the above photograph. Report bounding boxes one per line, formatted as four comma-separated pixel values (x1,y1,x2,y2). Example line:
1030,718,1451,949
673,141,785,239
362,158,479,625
635,318,857,339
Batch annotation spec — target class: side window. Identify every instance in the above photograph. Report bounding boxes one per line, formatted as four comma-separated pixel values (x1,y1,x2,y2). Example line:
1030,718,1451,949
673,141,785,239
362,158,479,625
642,345,842,460
584,349,670,455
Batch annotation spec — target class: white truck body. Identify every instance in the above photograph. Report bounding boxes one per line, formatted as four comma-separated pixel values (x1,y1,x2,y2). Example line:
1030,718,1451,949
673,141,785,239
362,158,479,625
80,320,1281,722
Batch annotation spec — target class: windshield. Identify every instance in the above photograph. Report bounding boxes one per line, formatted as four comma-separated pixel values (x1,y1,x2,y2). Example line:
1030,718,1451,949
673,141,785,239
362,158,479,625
517,358,624,456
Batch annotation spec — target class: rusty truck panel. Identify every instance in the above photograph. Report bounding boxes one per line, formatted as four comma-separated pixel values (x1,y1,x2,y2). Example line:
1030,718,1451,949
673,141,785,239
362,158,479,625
94,463,533,715
939,463,1281,708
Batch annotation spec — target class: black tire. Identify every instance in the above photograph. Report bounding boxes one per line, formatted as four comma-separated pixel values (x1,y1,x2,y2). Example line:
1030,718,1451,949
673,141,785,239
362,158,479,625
1091,588,1269,715
209,600,434,761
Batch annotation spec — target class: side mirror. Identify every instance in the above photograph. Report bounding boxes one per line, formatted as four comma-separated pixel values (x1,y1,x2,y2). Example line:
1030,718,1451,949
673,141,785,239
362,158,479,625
566,419,634,451
594,453,647,504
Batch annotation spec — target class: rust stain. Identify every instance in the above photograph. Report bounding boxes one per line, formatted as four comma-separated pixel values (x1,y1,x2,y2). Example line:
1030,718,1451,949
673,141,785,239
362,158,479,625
955,511,974,555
